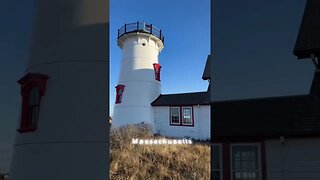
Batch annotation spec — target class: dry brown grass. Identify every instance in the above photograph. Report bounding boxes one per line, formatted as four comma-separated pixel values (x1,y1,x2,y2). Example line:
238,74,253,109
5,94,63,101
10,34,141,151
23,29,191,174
110,124,210,180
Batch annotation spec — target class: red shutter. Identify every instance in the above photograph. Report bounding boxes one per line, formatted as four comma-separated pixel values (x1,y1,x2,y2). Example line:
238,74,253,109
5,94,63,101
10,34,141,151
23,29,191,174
153,63,161,81
115,85,125,104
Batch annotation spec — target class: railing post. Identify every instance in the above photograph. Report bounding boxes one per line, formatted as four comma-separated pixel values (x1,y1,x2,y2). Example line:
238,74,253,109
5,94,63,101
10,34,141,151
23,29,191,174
137,21,139,30
150,24,153,34
124,24,127,34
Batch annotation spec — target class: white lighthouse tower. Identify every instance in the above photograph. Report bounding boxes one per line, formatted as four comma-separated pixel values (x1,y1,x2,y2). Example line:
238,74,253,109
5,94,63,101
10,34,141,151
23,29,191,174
112,22,164,128
10,0,109,179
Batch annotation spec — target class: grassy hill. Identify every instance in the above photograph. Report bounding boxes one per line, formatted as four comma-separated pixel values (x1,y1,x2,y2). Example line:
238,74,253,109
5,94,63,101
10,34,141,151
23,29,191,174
110,124,210,179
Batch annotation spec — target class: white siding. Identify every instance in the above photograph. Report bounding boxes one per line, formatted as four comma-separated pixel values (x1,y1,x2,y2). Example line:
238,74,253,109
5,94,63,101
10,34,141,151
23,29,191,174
266,138,320,180
153,105,210,140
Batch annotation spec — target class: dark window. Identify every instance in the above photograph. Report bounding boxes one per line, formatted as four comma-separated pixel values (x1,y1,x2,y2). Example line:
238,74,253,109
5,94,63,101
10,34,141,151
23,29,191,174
28,86,40,128
232,145,260,180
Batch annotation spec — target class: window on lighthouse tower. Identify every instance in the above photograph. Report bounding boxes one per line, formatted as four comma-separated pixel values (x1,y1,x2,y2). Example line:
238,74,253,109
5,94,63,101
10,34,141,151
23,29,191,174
28,86,40,127
115,85,125,104
17,73,49,133
153,63,161,81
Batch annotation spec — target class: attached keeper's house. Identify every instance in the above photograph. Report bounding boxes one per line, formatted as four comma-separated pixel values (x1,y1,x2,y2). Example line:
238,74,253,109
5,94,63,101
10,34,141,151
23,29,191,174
151,56,211,140
151,91,211,140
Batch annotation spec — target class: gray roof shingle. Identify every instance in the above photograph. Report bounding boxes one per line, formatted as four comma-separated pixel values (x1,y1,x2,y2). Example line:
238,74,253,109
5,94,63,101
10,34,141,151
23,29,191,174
151,91,210,106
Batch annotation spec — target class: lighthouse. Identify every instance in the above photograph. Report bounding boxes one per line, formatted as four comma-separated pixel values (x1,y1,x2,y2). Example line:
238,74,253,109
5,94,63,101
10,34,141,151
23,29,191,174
10,0,109,179
112,22,164,128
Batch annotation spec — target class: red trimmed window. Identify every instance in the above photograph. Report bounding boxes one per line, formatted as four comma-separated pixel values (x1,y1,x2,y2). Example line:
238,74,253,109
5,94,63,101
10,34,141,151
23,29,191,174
153,63,161,81
115,85,125,104
17,73,49,133
170,106,194,126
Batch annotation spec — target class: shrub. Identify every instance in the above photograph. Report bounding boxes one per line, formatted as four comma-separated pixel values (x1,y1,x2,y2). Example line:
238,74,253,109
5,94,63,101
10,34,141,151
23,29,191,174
110,124,210,180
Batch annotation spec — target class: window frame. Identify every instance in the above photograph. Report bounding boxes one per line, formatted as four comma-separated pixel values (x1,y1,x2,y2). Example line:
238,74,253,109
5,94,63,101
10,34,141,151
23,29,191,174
17,73,49,133
181,106,193,125
230,143,262,180
170,106,181,125
169,106,194,126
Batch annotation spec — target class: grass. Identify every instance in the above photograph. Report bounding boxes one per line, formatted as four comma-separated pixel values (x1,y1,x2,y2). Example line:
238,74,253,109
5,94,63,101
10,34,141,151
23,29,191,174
110,124,210,180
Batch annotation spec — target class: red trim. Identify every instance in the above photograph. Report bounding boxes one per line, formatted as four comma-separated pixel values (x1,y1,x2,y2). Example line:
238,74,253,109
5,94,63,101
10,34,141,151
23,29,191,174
222,143,231,180
17,127,37,133
17,73,49,133
18,73,49,96
115,84,125,104
153,63,161,81
261,141,267,180
169,106,194,127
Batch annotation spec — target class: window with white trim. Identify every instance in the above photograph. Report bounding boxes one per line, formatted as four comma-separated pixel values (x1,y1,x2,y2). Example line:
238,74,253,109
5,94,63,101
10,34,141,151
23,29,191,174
231,145,260,180
170,107,180,124
182,107,192,125
212,144,222,180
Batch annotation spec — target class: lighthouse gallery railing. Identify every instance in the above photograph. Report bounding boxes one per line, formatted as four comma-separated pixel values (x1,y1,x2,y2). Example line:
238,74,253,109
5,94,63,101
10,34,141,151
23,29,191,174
118,22,165,44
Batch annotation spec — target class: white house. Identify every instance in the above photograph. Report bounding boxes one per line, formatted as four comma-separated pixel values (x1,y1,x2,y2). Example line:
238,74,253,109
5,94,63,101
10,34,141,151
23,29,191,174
151,92,211,140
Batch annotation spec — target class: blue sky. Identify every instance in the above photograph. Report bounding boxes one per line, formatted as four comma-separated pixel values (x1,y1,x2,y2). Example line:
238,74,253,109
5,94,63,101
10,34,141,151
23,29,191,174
109,0,211,115
0,0,34,172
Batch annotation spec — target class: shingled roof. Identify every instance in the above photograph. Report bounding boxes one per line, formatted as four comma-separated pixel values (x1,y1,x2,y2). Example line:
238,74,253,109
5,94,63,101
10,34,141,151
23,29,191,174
293,0,320,59
212,71,320,139
151,91,210,106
